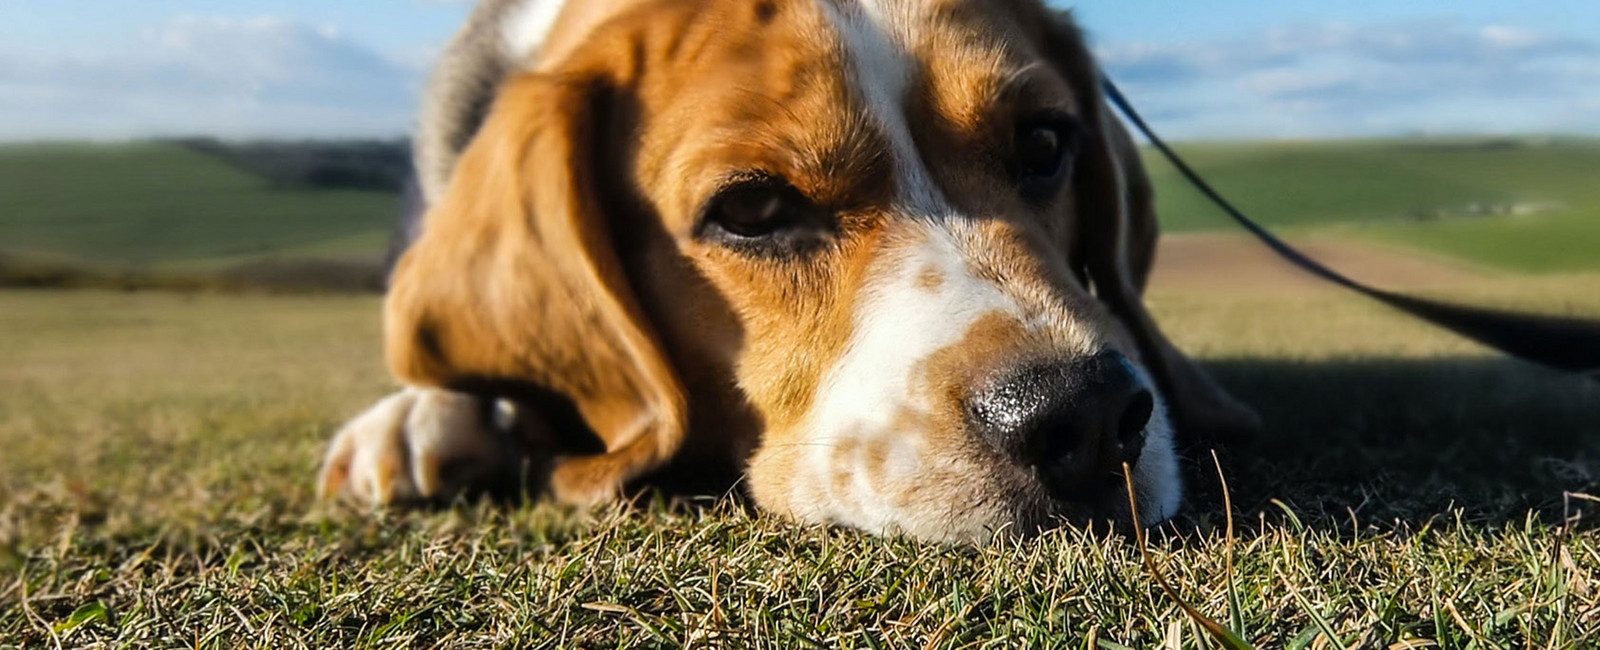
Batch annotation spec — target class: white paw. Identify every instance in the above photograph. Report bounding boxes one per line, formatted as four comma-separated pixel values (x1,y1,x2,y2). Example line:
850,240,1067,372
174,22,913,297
317,388,513,505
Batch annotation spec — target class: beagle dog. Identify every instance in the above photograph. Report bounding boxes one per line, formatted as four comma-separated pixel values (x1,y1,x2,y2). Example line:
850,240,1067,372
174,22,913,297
318,0,1259,542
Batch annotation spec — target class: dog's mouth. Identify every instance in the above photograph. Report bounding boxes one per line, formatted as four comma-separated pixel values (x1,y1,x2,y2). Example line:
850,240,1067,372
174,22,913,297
987,475,1165,542
1079,470,1155,522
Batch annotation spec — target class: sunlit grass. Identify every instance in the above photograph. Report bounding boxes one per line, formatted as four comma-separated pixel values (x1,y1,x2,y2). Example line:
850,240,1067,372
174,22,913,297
1,282,1597,647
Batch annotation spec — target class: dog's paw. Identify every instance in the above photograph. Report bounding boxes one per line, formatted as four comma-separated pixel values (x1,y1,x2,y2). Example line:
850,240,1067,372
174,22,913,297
316,388,513,505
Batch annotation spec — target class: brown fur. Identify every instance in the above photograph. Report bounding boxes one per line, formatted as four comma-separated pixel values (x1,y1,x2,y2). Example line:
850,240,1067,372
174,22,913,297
327,0,1258,528
389,66,690,503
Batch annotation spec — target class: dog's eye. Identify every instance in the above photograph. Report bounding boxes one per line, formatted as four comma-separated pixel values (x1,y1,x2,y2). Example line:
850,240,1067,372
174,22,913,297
711,184,792,238
697,177,830,256
1013,114,1082,203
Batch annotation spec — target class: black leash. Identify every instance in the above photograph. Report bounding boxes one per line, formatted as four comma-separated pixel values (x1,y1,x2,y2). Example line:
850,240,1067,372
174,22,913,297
1101,75,1600,379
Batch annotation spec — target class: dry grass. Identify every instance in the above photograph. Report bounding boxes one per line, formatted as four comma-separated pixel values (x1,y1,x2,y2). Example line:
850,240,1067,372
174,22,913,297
1,281,1598,648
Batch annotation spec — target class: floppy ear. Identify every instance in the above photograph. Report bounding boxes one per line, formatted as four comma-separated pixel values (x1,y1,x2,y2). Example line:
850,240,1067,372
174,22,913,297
385,71,688,504
1044,13,1261,443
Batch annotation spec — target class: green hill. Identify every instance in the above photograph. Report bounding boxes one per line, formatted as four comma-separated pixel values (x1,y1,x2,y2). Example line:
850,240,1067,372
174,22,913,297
1,138,1597,278
0,142,398,269
1145,138,1600,272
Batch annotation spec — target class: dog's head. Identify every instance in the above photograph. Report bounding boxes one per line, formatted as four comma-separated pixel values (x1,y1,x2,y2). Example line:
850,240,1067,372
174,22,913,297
389,0,1195,542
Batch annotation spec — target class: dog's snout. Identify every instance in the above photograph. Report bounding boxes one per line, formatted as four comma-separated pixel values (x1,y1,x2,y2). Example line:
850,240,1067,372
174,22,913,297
966,352,1154,493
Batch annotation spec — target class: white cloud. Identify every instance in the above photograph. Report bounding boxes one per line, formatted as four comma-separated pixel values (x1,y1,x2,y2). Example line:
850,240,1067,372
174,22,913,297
4,14,1598,141
1096,19,1600,139
0,16,422,141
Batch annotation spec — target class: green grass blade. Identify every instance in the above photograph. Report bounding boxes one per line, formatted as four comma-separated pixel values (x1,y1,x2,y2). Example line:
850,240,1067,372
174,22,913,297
1124,466,1257,650
1214,451,1248,640
1291,591,1348,649
52,601,110,635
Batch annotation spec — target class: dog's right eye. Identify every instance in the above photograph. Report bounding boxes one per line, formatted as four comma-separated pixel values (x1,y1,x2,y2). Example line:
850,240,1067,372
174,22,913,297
697,178,830,256
710,184,793,238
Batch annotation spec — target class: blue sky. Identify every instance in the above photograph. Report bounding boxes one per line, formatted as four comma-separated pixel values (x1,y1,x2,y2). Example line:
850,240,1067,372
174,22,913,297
3,1,1599,140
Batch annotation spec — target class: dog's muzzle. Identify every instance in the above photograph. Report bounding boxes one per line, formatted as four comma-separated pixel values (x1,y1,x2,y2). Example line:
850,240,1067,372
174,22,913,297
966,351,1154,501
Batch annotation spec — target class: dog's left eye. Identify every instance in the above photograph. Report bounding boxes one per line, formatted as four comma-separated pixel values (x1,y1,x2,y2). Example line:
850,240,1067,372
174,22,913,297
1013,114,1082,203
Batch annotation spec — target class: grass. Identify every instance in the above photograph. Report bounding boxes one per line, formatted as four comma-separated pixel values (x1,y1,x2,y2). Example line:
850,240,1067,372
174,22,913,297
2,282,1598,648
4,137,1600,279
1144,138,1600,272
0,142,398,269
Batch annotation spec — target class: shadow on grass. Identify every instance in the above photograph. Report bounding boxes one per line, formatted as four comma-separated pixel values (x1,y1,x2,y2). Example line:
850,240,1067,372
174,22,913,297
1183,356,1600,531
354,355,1600,536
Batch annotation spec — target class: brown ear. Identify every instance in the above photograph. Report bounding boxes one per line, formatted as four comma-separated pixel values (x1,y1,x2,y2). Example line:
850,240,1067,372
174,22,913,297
385,71,687,504
1044,12,1261,444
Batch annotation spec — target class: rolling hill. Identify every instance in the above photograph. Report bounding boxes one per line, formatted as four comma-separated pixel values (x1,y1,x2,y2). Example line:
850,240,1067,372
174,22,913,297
0,141,399,270
1145,138,1600,272
1,137,1597,280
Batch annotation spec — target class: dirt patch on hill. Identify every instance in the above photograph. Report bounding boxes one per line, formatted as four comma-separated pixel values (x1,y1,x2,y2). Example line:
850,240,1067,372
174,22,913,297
1148,233,1486,294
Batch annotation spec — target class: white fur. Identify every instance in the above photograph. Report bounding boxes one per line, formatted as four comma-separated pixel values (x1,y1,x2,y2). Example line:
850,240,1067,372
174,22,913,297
1129,368,1183,524
501,0,571,63
822,0,945,213
792,221,1182,536
799,224,1026,532
318,387,507,504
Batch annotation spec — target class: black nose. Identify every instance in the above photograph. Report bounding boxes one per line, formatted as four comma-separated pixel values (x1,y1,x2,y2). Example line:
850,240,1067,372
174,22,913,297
966,352,1154,492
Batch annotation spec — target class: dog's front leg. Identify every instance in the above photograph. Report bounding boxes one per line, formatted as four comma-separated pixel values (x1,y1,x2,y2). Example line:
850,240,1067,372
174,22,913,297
317,388,534,504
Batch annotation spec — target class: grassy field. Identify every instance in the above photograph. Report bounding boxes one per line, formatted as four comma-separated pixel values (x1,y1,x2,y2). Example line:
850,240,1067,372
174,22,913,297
2,137,1598,646
2,138,1599,279
1144,138,1600,273
2,280,1597,648
0,142,398,270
